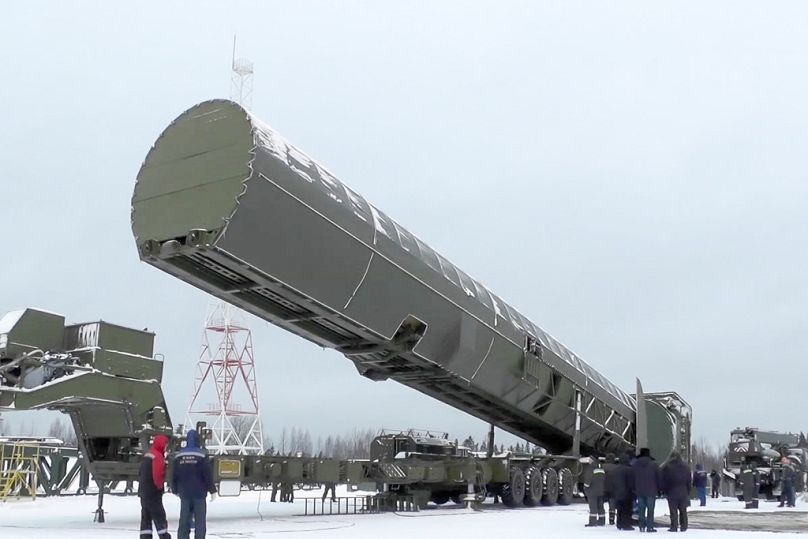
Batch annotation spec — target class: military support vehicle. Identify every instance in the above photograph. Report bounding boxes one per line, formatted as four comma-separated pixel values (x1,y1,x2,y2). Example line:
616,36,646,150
724,427,807,500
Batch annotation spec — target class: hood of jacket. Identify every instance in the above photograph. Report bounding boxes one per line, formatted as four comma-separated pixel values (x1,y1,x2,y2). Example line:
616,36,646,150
152,434,169,453
186,429,199,449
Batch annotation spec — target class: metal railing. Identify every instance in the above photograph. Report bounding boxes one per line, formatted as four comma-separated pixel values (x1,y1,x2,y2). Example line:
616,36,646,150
301,494,418,515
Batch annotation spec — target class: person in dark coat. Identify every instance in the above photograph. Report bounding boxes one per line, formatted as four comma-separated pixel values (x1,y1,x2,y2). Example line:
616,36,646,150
612,453,635,530
582,457,607,527
692,463,708,506
661,452,691,532
779,458,796,508
281,482,294,502
139,434,171,539
740,464,761,509
322,481,337,502
603,453,618,525
709,470,721,498
171,429,216,539
632,447,661,532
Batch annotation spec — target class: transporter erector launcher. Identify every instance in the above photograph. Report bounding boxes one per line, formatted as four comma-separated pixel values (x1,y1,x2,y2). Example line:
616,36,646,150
132,100,690,463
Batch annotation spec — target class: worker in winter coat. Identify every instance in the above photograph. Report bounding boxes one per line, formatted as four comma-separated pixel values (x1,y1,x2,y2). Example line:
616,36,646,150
779,458,796,508
582,457,607,527
281,482,294,502
611,453,635,530
139,434,171,539
171,429,217,539
661,452,691,532
740,463,761,509
322,481,337,502
603,453,618,525
632,447,661,532
709,469,721,498
693,463,708,506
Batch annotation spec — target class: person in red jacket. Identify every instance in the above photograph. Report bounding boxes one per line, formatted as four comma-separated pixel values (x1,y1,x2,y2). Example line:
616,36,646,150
139,434,171,539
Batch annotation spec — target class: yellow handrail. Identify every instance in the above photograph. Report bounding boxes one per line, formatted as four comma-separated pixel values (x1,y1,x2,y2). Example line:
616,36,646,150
0,442,40,501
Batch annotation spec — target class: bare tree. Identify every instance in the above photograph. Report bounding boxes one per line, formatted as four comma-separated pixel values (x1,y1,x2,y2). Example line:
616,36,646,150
691,437,723,473
280,427,288,455
229,415,261,443
47,417,77,447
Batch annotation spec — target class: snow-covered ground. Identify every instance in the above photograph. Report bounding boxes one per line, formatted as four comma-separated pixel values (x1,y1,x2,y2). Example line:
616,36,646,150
1,488,806,537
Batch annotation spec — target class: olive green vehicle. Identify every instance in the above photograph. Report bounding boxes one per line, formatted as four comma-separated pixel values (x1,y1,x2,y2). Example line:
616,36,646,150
0,307,171,486
0,307,581,510
1,99,692,516
129,100,692,502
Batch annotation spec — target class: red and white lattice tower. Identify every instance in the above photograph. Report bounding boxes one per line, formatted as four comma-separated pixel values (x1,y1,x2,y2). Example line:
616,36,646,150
186,302,264,455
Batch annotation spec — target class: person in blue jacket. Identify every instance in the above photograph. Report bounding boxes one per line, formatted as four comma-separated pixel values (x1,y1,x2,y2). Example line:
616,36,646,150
172,430,216,539
693,463,708,506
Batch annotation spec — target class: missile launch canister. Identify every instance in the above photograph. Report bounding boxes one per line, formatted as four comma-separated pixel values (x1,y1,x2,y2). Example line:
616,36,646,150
132,100,689,461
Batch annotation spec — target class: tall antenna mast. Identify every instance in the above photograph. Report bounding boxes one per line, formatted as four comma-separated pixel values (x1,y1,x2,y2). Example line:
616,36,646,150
230,35,254,110
186,302,264,455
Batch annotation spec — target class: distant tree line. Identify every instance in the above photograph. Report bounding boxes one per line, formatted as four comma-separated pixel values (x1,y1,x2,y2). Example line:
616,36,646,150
459,434,542,455
262,427,378,458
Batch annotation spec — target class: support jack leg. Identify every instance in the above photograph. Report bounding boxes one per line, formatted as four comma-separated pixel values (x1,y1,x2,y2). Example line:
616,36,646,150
93,486,105,523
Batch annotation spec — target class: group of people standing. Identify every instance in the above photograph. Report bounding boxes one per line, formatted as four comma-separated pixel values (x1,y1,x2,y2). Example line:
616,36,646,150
736,458,796,510
270,481,296,503
582,448,698,532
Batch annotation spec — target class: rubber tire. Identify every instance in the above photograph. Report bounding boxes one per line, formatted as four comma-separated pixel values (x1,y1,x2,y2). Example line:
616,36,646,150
431,492,451,505
501,466,526,508
450,493,464,504
523,466,543,506
542,468,559,506
557,468,574,505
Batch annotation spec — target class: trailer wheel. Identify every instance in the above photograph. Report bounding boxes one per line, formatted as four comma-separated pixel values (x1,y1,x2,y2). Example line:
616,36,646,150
557,468,574,505
523,465,543,506
431,492,451,505
501,466,526,507
450,493,464,504
542,468,559,506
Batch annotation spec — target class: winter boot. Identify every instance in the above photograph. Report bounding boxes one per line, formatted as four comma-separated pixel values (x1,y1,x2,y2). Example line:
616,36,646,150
597,515,606,526
585,515,598,527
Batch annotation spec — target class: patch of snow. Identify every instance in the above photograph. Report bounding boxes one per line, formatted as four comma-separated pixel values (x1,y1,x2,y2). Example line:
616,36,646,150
1,489,805,538
0,310,25,334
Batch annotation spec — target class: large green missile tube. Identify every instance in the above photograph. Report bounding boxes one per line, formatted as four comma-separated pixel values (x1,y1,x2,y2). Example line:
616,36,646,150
132,100,688,460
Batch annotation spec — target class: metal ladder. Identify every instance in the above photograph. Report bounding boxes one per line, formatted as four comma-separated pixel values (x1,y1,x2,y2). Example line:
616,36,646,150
0,443,40,501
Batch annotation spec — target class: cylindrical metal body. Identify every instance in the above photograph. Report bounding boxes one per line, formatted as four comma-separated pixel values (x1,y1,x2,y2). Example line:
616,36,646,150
133,100,660,456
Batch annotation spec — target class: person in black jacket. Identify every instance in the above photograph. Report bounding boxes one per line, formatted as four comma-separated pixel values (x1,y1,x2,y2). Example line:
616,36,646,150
139,434,171,539
582,457,607,527
740,463,761,509
612,453,635,531
633,447,661,532
603,453,618,525
662,452,691,532
171,430,216,539
709,470,721,498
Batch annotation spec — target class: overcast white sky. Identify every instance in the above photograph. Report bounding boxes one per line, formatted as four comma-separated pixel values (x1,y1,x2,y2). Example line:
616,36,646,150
1,1,807,450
